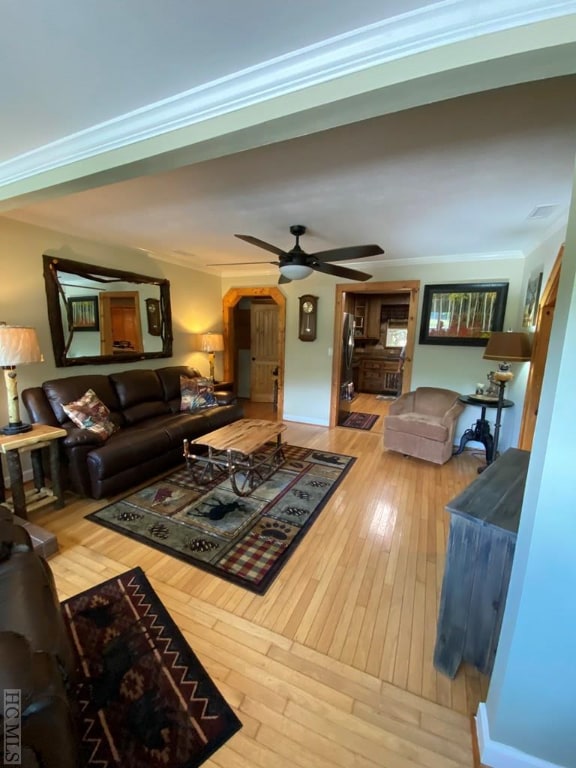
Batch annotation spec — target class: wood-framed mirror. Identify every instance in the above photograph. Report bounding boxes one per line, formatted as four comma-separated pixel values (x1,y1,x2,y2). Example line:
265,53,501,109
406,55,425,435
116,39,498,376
43,254,173,367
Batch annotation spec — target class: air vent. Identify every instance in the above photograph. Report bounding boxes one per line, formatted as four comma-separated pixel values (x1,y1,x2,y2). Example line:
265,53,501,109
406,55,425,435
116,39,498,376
527,204,559,220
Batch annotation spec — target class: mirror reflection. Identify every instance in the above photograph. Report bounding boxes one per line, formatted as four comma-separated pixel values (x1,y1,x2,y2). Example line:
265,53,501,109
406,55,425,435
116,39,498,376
43,254,173,367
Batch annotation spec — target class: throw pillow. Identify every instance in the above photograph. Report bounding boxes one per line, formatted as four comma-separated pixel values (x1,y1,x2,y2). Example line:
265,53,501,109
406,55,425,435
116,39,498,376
180,376,218,412
62,389,118,440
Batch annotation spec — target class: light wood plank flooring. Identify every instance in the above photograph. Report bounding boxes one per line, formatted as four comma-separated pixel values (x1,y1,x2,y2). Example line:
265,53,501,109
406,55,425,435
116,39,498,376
30,395,488,767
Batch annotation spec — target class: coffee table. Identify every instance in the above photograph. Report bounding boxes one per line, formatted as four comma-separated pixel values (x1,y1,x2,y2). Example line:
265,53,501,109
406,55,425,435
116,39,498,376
183,418,287,496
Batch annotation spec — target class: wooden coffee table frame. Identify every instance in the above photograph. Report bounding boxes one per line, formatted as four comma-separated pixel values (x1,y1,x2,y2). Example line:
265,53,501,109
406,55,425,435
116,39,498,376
183,419,287,497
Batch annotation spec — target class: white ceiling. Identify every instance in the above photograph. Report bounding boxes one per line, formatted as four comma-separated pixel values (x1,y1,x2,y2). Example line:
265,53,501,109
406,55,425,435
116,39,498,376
2,1,576,279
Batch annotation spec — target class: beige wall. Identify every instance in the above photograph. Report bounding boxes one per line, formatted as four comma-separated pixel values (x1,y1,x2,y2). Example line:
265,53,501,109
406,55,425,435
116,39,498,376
0,212,565,451
0,216,223,428
221,249,548,450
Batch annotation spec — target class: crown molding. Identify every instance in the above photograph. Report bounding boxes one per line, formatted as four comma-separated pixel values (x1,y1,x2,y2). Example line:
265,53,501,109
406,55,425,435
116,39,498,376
1,0,574,188
375,250,526,266
149,249,526,278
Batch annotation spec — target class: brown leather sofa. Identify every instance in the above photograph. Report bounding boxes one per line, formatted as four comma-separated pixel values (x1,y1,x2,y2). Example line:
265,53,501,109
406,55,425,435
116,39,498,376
0,509,79,767
22,366,243,500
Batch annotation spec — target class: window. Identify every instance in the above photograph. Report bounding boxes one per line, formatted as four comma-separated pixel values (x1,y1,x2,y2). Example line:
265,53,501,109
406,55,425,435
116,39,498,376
386,327,408,347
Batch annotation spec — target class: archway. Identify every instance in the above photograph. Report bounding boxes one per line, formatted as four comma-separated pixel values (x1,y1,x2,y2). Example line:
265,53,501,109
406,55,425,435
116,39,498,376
222,287,286,416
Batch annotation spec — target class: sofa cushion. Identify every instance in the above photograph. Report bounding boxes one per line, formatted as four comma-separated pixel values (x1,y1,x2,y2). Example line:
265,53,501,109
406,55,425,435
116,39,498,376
42,375,123,426
62,389,118,440
180,376,217,412
156,366,202,402
109,369,164,408
86,424,174,481
121,400,171,425
109,370,171,425
385,413,449,442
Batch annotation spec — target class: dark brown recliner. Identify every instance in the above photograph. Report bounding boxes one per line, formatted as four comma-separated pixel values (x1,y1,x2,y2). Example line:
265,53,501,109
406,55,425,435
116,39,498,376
0,511,79,768
21,365,244,499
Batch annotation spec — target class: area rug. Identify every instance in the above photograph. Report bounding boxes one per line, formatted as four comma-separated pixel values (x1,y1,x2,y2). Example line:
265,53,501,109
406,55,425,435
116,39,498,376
87,445,355,595
339,411,379,430
62,567,242,767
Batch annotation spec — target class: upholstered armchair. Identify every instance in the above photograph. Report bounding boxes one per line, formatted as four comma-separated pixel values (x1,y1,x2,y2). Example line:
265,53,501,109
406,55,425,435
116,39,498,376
383,387,464,465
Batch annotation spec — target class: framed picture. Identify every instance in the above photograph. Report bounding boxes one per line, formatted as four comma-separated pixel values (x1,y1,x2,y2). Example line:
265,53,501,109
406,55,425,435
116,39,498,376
68,295,99,332
522,268,543,328
419,282,508,346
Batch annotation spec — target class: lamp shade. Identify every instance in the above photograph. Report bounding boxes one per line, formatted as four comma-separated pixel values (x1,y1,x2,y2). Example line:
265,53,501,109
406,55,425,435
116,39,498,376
0,324,42,366
279,264,313,280
483,331,532,362
199,333,224,353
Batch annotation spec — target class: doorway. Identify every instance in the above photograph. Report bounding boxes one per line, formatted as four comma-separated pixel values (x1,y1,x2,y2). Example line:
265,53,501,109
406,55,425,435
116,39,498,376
330,281,420,428
518,243,564,450
99,291,143,355
222,287,286,417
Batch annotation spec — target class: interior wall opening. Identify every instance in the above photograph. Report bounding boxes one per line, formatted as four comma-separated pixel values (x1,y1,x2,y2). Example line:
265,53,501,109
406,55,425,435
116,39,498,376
222,287,286,421
331,281,420,428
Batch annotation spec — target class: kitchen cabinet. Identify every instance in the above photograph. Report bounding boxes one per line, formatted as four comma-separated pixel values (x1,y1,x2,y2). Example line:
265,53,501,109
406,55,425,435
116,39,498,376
358,357,402,394
354,297,382,339
366,299,382,339
353,297,368,336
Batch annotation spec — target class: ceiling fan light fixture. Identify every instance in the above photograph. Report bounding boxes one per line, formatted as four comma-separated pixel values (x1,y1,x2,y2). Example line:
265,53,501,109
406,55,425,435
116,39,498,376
279,264,313,280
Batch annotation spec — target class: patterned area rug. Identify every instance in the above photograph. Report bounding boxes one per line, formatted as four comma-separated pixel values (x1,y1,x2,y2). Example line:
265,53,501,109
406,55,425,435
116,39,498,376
339,411,379,430
87,445,355,594
62,567,241,767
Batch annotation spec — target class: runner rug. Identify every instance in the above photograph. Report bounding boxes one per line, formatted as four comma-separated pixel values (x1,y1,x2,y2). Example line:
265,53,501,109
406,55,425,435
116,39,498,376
61,567,242,767
340,411,379,430
87,445,355,595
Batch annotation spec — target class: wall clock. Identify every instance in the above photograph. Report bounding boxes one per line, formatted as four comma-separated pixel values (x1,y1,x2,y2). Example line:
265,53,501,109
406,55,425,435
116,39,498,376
298,294,318,341
145,298,162,336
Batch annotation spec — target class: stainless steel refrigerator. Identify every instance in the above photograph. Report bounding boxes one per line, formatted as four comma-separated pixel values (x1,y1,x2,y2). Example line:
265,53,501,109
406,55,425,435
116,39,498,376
338,312,355,423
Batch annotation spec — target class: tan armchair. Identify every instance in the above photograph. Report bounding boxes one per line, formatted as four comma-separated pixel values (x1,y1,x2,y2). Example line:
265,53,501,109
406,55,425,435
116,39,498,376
383,387,464,465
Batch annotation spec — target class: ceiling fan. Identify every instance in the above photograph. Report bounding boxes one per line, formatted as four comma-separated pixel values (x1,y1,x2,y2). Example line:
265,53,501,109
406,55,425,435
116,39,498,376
213,225,383,283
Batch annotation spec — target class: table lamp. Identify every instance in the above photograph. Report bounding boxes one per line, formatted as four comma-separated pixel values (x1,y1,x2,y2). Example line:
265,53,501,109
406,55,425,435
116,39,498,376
199,333,224,381
0,323,43,435
482,331,531,461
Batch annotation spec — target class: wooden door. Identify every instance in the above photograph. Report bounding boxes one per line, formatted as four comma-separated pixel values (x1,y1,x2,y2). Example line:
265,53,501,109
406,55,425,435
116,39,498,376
99,292,143,355
250,303,279,402
518,244,563,450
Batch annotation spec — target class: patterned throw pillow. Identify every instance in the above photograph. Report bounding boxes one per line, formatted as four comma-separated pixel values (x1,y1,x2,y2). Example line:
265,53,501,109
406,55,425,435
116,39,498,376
62,389,118,440
180,376,217,412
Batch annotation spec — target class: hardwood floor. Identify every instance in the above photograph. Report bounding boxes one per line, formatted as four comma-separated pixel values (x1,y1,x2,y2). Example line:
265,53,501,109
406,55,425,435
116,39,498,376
31,396,488,767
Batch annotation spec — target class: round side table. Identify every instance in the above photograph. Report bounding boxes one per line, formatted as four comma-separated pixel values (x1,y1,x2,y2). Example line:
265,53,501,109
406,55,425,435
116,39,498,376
455,394,514,466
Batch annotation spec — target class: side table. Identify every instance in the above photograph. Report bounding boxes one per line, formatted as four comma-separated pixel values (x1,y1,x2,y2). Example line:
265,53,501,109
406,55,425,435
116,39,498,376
0,424,67,519
454,394,514,466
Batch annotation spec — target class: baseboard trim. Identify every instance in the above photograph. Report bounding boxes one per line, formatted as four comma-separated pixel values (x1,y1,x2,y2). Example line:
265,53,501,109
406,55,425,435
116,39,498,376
1,464,33,488
476,704,563,768
283,415,329,427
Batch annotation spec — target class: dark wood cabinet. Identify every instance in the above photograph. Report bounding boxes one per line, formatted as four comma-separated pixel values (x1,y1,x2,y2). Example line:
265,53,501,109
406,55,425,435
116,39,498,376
354,297,382,339
358,358,402,394
433,448,529,678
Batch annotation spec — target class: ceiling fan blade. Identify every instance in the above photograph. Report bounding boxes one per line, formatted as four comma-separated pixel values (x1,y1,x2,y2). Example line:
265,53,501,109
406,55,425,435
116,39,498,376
235,234,286,257
312,244,384,262
278,274,291,284
311,261,372,281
